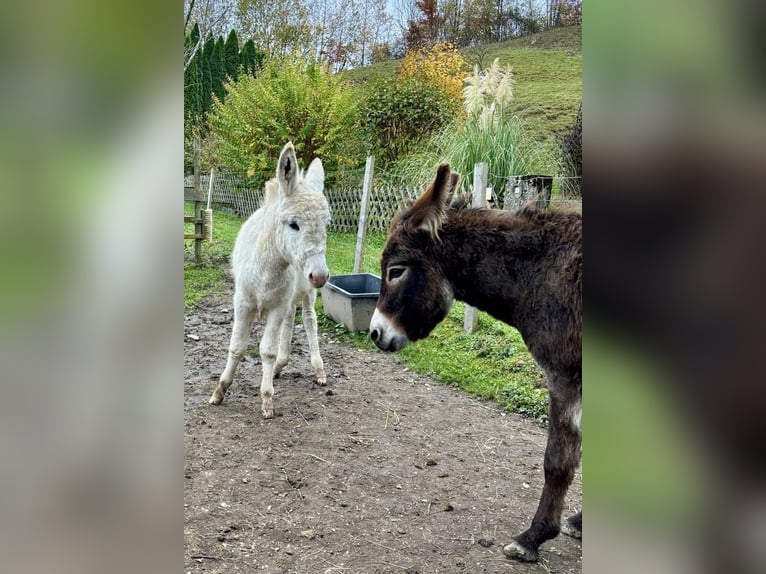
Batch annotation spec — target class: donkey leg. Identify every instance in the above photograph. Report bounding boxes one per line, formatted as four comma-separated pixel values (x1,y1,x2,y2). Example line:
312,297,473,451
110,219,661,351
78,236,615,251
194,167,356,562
259,308,283,419
504,383,582,562
561,510,582,539
302,291,326,385
210,295,256,405
273,307,296,379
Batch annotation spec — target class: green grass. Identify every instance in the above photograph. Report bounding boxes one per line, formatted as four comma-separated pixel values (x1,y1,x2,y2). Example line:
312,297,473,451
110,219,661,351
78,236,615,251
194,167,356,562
184,264,226,309
397,305,547,420
184,204,242,310
341,26,581,139
185,207,548,421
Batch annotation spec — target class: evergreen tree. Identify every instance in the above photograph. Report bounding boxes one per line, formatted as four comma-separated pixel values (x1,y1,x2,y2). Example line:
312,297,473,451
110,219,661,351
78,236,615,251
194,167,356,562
224,29,240,81
240,39,254,75
239,39,263,76
184,24,203,125
201,32,214,114
184,50,202,123
212,36,226,102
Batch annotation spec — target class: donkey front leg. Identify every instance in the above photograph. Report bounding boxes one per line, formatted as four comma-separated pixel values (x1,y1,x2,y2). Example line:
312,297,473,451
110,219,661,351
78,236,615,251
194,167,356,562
504,382,582,562
273,307,296,379
210,296,256,405
258,308,285,419
302,290,326,385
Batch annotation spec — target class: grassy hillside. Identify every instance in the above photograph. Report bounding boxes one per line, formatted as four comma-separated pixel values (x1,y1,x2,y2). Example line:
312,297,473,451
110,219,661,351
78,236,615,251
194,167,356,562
341,26,582,138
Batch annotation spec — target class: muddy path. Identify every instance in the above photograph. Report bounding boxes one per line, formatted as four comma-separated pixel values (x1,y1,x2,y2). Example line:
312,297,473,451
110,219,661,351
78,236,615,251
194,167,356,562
184,279,581,573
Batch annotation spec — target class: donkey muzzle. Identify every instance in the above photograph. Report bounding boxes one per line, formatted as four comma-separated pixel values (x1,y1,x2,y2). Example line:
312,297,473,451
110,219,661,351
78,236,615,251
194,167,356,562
305,253,329,288
369,309,409,352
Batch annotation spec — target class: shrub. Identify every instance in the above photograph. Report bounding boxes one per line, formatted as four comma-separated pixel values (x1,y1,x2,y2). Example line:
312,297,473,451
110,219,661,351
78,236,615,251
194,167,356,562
207,57,363,181
358,77,455,168
397,42,467,116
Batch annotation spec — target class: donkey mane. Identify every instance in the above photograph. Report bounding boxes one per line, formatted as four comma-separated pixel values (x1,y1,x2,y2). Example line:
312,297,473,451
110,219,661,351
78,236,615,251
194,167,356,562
262,178,280,207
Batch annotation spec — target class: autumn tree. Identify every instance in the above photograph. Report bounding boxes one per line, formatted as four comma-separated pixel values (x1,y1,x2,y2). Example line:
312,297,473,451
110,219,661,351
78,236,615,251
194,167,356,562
398,42,467,115
553,0,582,26
237,0,313,58
404,0,442,50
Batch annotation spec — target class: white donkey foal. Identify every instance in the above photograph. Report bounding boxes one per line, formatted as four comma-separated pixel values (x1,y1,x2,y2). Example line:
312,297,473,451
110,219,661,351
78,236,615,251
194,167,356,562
209,142,330,418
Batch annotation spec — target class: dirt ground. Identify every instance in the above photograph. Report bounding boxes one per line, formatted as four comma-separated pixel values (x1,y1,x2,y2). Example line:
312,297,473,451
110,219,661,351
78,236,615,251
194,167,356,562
184,279,581,574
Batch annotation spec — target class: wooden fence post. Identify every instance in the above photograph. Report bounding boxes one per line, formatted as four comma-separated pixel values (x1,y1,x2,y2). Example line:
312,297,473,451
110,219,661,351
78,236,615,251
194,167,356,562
353,155,375,274
464,162,488,333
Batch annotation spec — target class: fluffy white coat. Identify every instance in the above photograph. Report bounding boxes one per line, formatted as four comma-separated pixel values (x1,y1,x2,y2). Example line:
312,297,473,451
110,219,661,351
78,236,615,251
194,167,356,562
210,142,330,418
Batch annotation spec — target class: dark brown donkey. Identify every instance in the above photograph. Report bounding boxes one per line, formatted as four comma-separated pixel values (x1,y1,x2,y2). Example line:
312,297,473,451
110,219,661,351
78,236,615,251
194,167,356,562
369,164,582,563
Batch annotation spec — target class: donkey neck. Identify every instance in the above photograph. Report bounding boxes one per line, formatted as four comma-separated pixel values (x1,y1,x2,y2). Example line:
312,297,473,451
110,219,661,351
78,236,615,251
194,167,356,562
433,208,552,325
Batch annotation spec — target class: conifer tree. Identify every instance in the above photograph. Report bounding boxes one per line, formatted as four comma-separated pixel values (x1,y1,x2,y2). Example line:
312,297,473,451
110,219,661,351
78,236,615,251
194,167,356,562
212,36,226,101
239,39,263,76
201,31,214,114
224,30,240,81
183,25,203,124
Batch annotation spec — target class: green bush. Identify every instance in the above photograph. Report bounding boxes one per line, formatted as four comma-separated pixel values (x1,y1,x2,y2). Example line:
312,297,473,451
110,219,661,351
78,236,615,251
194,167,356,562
207,57,363,181
358,77,456,168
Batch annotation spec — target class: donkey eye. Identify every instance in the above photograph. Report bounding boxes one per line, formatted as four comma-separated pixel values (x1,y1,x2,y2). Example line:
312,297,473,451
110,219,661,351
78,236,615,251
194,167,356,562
388,266,406,281
288,221,300,231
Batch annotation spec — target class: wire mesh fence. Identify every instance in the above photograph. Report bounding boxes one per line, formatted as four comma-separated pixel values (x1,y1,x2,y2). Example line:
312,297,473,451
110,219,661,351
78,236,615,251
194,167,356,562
184,169,581,234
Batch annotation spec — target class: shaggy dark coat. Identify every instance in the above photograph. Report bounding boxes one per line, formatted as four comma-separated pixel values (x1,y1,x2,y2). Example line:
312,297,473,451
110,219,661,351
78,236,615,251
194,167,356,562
371,164,582,562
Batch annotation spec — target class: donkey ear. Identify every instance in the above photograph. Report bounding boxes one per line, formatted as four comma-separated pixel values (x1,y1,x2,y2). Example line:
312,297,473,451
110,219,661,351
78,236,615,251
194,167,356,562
406,163,452,239
277,142,299,195
445,171,461,204
304,157,325,193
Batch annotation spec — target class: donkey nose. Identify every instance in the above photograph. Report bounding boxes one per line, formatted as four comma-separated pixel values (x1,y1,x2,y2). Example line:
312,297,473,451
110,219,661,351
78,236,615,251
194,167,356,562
309,270,328,288
370,328,380,343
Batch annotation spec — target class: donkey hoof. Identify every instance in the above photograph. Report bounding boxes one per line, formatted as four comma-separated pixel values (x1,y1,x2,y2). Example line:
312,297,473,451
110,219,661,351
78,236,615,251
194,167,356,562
316,371,327,386
503,540,538,563
209,392,224,405
262,398,274,419
561,517,582,539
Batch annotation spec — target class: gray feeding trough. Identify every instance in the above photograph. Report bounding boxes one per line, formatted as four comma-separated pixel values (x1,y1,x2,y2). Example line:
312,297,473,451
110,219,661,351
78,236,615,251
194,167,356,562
321,273,381,332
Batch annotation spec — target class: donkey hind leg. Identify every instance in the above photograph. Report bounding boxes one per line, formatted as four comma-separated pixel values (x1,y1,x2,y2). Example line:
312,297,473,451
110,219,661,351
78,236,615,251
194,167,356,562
302,290,326,385
561,510,582,539
258,307,285,419
210,296,257,405
273,307,296,379
504,381,582,562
